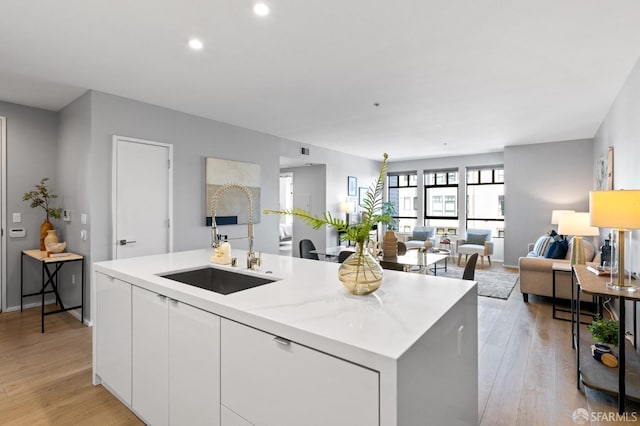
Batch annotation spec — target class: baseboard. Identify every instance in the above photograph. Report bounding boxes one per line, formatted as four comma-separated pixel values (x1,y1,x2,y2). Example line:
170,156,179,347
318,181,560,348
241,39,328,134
4,299,57,312
4,301,92,326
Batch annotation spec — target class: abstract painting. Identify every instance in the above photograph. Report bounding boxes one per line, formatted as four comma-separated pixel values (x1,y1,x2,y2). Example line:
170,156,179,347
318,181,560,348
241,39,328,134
206,158,261,225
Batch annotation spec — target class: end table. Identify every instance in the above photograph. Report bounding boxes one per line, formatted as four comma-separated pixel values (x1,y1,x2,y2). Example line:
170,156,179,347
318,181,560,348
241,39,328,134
20,249,85,333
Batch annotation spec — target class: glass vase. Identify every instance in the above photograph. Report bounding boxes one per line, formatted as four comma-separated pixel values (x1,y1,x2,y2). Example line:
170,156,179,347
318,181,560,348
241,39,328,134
338,242,384,295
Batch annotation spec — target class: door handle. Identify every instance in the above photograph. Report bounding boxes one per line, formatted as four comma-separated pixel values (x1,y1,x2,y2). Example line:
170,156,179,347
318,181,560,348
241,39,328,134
119,239,137,246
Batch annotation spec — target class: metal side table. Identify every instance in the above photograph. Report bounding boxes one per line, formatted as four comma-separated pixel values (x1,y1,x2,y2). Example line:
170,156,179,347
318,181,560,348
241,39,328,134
21,249,85,333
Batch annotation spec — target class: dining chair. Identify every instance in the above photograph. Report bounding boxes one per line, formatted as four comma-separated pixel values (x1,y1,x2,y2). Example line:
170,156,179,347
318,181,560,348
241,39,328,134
299,239,320,260
337,250,353,263
462,253,479,280
379,260,406,271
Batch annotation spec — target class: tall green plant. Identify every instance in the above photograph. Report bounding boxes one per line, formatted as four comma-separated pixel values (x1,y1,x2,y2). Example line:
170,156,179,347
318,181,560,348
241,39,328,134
381,201,397,231
265,154,391,245
22,177,62,220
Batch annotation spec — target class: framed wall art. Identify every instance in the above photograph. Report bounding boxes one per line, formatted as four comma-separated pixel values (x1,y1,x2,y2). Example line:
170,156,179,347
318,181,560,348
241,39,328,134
205,157,261,225
358,187,368,207
348,176,357,196
596,146,614,190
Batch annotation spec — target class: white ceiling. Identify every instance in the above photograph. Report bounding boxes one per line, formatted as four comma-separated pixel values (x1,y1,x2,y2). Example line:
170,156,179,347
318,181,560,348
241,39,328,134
2,1,640,161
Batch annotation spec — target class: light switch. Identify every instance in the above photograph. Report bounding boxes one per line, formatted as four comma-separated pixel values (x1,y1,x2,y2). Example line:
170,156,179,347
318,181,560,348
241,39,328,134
12,213,21,223
81,229,87,240
81,213,87,225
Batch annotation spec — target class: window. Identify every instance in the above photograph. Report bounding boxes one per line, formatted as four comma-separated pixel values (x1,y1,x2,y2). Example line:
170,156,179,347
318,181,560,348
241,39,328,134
388,172,418,232
424,169,459,235
466,166,505,237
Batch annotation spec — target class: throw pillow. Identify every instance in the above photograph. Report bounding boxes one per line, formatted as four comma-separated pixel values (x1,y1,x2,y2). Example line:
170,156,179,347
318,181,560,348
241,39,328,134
533,235,554,257
466,233,487,245
544,240,569,259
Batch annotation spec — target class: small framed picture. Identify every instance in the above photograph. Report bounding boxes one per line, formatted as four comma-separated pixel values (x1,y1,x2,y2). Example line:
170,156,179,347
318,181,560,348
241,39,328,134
348,176,357,196
358,187,368,207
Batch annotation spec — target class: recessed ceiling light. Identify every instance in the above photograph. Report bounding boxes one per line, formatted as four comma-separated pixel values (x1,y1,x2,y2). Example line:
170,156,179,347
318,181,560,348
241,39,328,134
253,3,270,16
188,39,203,50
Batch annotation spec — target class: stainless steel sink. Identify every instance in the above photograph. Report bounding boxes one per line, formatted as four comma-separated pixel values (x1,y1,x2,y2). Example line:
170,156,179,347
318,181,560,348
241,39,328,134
160,267,276,295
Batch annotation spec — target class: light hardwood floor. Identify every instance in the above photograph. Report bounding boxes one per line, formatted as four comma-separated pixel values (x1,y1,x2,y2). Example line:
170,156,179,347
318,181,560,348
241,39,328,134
0,265,638,425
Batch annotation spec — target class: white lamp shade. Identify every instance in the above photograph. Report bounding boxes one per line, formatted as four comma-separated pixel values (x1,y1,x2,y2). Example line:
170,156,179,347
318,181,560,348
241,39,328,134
590,190,640,229
551,209,575,225
557,212,599,236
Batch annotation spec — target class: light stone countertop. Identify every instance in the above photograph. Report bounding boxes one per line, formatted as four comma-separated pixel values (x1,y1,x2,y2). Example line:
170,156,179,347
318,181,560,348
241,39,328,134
94,248,476,370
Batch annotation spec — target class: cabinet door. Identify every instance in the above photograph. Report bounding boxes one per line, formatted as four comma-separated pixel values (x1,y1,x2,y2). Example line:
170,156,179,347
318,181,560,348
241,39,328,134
95,273,132,405
169,300,221,426
221,319,379,426
132,286,169,426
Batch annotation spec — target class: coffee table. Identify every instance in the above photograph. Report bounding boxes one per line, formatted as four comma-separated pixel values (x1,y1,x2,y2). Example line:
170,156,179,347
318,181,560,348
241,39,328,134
428,249,450,275
383,250,449,274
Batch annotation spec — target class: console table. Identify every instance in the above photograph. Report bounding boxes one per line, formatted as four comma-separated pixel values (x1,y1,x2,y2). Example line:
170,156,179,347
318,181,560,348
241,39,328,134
574,265,640,414
20,249,85,333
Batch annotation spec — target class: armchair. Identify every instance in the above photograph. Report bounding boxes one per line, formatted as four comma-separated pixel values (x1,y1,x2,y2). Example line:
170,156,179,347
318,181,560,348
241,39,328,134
457,229,493,267
405,226,437,250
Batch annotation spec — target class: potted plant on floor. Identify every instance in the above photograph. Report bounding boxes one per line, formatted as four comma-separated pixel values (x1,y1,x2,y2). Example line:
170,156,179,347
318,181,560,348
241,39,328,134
265,154,392,295
23,177,62,251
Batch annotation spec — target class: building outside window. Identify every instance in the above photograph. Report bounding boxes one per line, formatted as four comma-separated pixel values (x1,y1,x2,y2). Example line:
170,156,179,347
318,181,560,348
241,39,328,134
388,172,418,233
424,170,459,236
466,166,505,237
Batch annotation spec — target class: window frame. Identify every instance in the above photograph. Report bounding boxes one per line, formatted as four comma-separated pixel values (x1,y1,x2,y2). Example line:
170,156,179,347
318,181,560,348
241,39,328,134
465,166,505,231
387,171,418,222
424,169,459,221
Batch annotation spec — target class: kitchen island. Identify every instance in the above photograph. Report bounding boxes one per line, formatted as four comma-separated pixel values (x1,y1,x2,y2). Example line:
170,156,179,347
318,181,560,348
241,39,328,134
92,248,478,426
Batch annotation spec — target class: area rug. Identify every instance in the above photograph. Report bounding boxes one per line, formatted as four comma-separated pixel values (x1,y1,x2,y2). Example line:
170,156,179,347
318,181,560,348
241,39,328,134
433,262,519,300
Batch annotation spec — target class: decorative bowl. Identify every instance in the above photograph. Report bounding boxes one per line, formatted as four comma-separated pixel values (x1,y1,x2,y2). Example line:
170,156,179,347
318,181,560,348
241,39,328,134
46,241,67,254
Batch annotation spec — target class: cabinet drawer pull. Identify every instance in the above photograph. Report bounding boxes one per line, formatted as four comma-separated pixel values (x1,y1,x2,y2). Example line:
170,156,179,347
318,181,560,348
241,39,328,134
273,336,291,346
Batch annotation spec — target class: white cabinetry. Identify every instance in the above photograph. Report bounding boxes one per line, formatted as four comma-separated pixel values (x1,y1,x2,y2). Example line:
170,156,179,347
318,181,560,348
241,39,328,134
221,319,379,426
95,272,132,406
132,286,221,426
132,286,169,426
169,297,221,426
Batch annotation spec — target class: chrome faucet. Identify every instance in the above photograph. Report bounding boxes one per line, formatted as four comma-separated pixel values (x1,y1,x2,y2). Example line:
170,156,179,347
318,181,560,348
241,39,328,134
210,182,261,269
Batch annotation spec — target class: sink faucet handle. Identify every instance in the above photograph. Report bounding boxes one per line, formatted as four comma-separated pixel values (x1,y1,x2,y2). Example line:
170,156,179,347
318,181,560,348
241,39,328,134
247,251,262,269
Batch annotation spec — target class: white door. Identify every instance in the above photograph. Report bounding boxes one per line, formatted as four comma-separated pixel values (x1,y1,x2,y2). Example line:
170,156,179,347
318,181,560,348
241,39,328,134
113,136,173,259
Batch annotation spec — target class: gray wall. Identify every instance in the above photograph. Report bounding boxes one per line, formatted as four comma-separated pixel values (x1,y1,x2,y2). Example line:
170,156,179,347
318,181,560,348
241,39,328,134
282,165,327,257
0,101,58,309
504,139,594,266
279,140,381,252
87,91,282,265
56,92,92,311
1,90,380,318
593,56,640,336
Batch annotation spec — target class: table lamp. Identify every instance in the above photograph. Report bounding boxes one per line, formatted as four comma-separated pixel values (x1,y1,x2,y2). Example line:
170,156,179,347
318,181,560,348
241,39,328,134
590,190,640,291
551,209,575,227
557,211,599,266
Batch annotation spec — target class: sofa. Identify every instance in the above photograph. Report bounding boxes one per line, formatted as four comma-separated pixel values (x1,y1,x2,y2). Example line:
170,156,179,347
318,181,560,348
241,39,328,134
519,235,598,302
